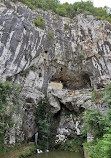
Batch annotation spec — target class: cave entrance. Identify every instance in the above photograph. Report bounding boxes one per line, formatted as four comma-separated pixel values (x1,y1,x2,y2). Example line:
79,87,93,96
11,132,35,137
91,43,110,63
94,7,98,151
62,73,91,90
31,132,38,144
50,71,91,91
82,73,91,88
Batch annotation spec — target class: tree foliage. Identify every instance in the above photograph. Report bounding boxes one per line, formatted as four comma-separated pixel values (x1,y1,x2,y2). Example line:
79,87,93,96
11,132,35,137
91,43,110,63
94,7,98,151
83,109,106,138
11,0,111,23
35,98,53,150
83,83,111,158
0,81,21,153
87,117,111,158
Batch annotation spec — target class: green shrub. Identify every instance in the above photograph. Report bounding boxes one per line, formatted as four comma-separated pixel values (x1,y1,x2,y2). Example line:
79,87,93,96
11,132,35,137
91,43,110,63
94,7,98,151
56,5,67,16
83,109,106,138
19,145,36,158
86,128,111,158
83,106,111,158
34,17,45,29
48,30,54,40
91,89,104,104
60,138,83,152
105,82,111,105
64,23,69,30
76,51,85,61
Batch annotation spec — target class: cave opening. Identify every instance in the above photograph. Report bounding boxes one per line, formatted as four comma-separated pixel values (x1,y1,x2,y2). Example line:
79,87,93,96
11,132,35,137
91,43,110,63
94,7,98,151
82,73,91,88
44,50,48,54
79,106,85,114
53,109,61,119
31,133,37,143
39,73,42,77
50,72,91,91
97,82,105,89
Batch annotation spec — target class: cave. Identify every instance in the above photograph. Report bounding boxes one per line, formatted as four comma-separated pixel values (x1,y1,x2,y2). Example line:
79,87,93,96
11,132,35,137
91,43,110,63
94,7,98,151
30,133,36,142
6,76,12,81
79,106,85,114
97,82,105,89
50,69,91,90
53,109,61,118
39,73,42,77
25,97,34,103
44,50,48,54
82,73,91,88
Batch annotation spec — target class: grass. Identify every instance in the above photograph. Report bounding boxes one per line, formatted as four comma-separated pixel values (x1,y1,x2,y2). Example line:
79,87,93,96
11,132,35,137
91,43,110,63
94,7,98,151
18,145,36,158
0,143,36,158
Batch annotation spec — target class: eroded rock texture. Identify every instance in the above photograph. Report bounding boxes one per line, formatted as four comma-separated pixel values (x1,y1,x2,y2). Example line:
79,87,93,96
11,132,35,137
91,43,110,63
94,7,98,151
0,0,111,145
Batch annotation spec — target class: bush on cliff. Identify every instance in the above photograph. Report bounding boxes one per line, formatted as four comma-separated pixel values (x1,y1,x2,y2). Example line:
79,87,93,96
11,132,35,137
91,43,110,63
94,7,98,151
34,17,45,29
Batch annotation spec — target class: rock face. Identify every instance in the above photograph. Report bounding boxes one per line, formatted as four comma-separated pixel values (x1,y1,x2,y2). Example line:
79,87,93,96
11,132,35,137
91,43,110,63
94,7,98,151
0,0,111,145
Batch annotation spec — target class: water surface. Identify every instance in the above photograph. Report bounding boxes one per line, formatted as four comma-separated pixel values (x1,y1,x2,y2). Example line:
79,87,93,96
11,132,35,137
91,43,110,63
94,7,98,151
28,151,84,158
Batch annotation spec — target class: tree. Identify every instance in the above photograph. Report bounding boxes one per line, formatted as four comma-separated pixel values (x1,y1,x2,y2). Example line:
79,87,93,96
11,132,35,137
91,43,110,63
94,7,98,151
83,109,106,138
11,0,111,23
0,81,21,153
35,98,52,150
56,4,67,16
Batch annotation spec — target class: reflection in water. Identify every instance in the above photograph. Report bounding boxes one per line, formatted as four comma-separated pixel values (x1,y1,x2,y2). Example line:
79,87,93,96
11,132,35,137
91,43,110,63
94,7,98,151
28,151,84,158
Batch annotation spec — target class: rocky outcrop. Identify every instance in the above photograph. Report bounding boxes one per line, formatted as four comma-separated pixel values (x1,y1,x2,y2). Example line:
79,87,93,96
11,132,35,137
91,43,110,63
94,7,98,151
0,0,111,145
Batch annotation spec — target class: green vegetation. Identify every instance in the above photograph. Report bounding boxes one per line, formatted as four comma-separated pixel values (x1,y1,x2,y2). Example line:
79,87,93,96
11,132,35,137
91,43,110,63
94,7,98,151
64,23,69,30
91,83,111,104
34,17,45,29
11,0,59,11
11,0,111,23
91,89,104,104
83,109,106,138
0,81,21,153
83,109,111,158
48,30,54,40
83,83,111,158
19,145,36,158
76,51,85,61
105,82,111,105
35,98,53,150
60,138,83,152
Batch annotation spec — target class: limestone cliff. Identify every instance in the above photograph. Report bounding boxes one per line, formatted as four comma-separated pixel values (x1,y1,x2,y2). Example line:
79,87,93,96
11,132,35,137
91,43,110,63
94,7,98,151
0,0,111,146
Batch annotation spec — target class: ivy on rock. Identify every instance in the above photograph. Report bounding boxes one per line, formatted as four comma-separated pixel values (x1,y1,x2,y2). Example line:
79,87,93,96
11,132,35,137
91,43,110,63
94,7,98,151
35,98,53,150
